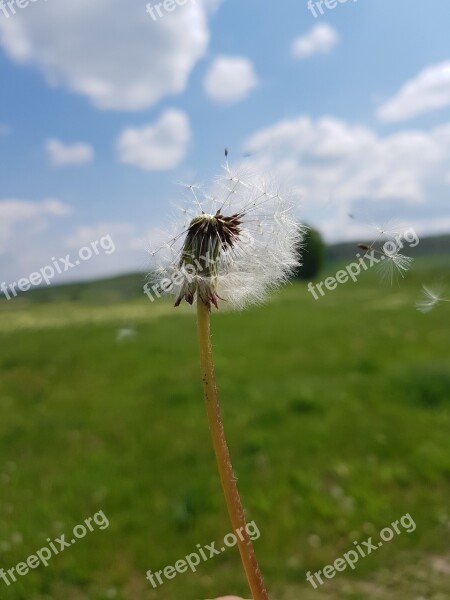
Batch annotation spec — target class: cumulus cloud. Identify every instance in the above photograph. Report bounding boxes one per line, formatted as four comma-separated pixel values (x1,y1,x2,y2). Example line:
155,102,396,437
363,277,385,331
63,223,144,279
116,109,190,171
242,115,450,240
0,198,72,255
377,60,450,122
45,138,94,166
0,215,145,286
0,0,213,111
291,24,339,59
65,223,134,249
203,56,259,104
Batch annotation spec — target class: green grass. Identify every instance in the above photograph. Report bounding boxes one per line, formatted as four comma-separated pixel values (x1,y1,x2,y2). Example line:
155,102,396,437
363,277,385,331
0,261,449,599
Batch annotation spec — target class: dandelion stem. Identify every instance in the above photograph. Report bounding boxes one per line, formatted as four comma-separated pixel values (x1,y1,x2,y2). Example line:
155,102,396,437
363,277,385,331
196,298,269,600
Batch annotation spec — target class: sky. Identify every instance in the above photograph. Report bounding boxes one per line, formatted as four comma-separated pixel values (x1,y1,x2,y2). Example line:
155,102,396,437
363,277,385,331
1,0,450,286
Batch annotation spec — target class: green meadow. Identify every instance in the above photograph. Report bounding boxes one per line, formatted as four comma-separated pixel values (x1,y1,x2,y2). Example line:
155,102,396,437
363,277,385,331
0,258,449,600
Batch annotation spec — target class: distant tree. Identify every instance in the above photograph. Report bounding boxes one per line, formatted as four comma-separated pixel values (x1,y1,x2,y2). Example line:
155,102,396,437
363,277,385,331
294,225,325,280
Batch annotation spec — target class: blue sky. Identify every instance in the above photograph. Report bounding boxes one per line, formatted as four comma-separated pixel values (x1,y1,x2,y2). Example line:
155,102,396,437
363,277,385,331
1,0,450,285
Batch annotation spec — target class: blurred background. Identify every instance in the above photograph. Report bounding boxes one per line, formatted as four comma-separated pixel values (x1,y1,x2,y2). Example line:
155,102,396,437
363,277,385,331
0,1,449,599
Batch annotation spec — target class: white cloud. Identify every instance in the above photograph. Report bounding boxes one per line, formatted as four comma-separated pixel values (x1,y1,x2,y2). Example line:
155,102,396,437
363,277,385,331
203,0,223,14
203,56,259,104
45,138,94,166
0,198,72,255
377,60,450,123
242,115,450,240
0,0,213,111
0,215,145,286
65,223,134,249
63,222,148,280
116,109,190,171
291,24,339,59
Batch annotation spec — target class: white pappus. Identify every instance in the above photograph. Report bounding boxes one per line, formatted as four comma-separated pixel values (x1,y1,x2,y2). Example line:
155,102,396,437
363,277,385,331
147,163,303,310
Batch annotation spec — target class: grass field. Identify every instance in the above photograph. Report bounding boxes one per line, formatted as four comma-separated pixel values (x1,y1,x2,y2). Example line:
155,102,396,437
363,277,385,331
0,258,449,599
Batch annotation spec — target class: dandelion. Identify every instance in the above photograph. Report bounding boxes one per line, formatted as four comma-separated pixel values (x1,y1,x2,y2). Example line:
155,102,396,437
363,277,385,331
416,285,450,313
150,157,302,600
149,163,300,310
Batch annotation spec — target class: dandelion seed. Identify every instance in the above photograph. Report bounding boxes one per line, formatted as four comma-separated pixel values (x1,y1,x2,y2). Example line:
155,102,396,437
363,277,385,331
376,250,413,285
372,219,404,242
356,221,414,285
415,285,449,313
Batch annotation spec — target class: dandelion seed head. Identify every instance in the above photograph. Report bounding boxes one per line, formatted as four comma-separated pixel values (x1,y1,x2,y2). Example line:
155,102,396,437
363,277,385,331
148,164,303,309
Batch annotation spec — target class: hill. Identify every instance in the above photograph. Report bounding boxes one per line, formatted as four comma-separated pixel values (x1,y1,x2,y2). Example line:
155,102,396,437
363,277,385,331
0,233,448,306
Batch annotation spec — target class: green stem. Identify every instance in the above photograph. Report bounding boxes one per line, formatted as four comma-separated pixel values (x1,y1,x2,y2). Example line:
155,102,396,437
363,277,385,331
196,298,269,600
